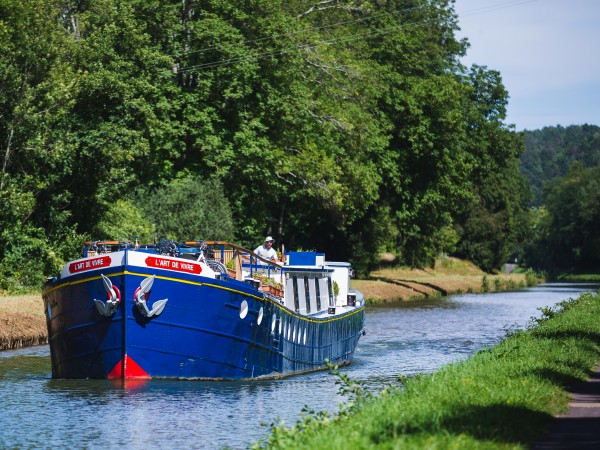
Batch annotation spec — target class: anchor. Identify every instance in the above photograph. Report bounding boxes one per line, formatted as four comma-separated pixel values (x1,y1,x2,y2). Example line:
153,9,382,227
134,275,168,317
94,274,121,317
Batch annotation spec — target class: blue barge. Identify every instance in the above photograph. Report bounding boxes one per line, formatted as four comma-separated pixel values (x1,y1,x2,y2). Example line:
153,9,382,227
42,241,365,380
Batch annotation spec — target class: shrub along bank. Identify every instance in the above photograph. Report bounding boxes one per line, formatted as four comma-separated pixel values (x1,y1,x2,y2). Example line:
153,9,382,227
254,291,600,449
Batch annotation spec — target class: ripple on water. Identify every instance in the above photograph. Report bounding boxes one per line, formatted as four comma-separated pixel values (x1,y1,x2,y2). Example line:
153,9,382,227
0,283,598,449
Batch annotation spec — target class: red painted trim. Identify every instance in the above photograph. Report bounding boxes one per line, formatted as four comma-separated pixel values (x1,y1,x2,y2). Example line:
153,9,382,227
107,355,151,379
69,256,112,274
145,256,202,274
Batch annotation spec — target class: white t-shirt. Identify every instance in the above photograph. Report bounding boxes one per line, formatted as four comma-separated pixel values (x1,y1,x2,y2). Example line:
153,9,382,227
254,245,277,261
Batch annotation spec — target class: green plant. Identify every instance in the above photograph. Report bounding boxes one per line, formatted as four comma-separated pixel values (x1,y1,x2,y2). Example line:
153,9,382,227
525,268,537,287
493,277,502,292
481,275,490,292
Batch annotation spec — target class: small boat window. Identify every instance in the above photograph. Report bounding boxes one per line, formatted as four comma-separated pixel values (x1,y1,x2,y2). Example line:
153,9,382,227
271,314,277,333
257,307,263,325
240,300,248,319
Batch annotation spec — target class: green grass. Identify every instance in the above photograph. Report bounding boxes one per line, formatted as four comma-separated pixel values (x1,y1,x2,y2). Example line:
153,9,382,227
557,273,600,282
253,292,600,449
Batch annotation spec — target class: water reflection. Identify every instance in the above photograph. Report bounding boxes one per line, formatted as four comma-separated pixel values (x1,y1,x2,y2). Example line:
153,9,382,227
0,283,598,449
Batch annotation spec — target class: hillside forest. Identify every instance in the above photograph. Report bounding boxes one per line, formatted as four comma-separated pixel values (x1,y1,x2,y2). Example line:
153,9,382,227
0,0,598,293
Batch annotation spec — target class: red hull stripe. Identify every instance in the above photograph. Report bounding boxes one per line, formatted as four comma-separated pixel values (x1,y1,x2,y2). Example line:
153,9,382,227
107,355,151,379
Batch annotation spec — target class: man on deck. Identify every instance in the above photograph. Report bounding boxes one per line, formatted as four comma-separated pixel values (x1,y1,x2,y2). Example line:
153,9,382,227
254,236,278,262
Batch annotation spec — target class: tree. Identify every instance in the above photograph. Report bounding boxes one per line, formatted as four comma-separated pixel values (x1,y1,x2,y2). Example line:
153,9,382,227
522,124,600,205
139,176,236,241
538,162,600,271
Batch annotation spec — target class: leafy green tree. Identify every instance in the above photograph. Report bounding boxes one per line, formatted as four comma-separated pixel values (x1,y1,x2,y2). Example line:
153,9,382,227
94,199,156,240
139,176,235,241
0,0,537,290
537,162,600,271
522,124,600,205
451,65,530,271
0,0,81,288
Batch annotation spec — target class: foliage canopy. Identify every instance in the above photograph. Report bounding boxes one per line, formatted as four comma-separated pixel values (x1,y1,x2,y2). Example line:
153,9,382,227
1,0,530,290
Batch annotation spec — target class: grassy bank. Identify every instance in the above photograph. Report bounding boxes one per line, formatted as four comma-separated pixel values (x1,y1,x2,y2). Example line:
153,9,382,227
557,273,600,282
255,291,600,449
352,256,537,304
0,295,47,350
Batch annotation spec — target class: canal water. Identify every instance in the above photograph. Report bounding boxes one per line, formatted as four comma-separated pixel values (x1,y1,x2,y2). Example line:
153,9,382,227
1,283,597,449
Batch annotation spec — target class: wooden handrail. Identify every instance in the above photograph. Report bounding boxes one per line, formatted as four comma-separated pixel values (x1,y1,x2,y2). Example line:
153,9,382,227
81,240,282,271
203,241,282,270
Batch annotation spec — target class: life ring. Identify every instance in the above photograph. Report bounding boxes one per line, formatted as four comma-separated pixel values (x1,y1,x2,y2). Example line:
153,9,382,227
107,285,121,303
134,286,143,303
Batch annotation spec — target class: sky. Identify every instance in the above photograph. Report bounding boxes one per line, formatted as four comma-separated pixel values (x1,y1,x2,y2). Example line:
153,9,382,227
453,0,600,131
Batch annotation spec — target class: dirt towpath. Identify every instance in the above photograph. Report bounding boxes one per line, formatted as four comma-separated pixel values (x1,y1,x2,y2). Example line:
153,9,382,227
534,364,600,449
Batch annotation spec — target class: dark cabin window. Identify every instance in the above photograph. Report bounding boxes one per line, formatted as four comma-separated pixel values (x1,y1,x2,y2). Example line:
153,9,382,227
315,277,322,311
292,276,299,312
304,276,311,313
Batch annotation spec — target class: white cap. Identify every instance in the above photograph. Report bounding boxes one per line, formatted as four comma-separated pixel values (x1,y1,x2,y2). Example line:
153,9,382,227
265,236,274,243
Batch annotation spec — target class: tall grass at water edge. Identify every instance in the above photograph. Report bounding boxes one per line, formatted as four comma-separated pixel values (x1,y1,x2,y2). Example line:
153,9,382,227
481,268,538,293
557,273,600,282
0,295,47,350
254,291,600,449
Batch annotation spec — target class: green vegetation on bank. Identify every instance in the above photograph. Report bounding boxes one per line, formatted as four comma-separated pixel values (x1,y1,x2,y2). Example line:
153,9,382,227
556,274,600,283
254,291,600,449
1,0,530,292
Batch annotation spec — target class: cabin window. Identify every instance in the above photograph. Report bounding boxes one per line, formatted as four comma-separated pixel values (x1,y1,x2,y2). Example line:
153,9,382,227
315,277,322,311
304,276,311,314
292,276,300,312
328,277,335,307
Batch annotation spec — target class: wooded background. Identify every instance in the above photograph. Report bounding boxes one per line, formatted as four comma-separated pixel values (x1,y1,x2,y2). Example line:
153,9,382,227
1,0,598,292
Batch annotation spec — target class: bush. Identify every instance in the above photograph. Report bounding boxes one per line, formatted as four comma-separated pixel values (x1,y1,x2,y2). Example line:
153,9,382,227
94,198,156,240
139,176,236,241
0,226,61,293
